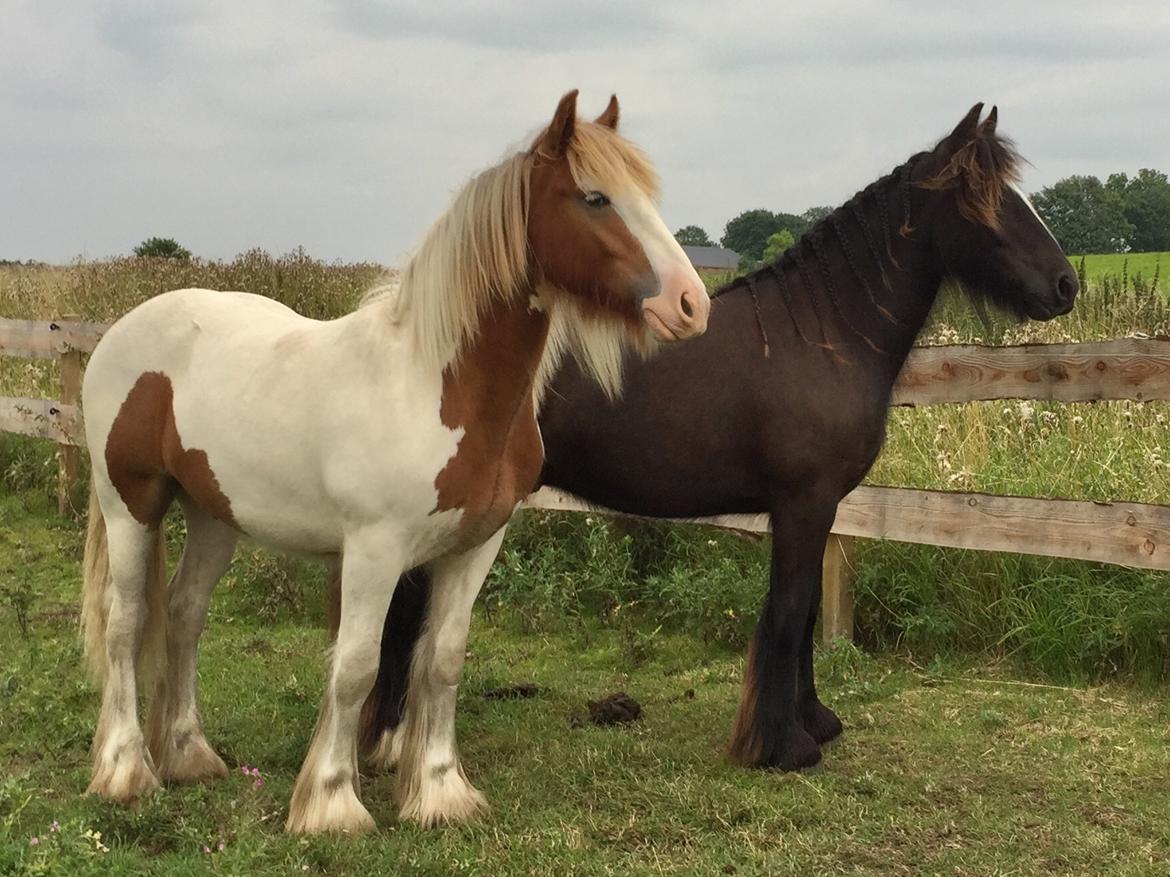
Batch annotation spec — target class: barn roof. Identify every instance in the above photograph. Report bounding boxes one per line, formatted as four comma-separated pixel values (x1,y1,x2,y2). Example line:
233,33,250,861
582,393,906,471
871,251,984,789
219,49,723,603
681,245,739,270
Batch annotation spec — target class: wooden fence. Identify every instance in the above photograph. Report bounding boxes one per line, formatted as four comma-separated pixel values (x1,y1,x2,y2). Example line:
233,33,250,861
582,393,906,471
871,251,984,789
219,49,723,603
524,338,1170,641
3,318,1169,640
0,317,106,514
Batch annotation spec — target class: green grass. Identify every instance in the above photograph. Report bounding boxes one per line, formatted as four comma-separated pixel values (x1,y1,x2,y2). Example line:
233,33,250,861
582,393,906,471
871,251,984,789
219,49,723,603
1074,252,1166,287
2,494,1170,875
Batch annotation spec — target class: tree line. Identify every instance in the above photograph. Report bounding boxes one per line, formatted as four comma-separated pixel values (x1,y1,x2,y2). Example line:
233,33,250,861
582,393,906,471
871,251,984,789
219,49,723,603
676,168,1170,263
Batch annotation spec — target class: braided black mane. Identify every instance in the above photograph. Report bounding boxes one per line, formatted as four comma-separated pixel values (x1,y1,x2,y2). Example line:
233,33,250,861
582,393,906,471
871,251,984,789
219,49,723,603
713,152,930,356
715,151,928,302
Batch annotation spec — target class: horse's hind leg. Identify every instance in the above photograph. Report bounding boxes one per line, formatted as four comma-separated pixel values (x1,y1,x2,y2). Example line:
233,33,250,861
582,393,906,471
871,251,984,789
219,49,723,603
88,505,166,803
287,535,405,835
352,568,430,772
146,500,238,784
395,528,505,827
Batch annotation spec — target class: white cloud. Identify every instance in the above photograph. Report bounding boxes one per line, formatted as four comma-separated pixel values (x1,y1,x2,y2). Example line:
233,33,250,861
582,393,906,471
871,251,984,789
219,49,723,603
2,0,1168,262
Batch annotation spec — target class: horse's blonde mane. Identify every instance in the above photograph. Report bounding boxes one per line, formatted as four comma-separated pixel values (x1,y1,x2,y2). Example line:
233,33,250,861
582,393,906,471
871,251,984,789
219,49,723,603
366,120,660,391
389,152,529,368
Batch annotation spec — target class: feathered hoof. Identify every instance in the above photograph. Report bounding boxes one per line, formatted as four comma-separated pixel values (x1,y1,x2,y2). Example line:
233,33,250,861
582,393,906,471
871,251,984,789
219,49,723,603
88,749,161,804
365,727,404,773
286,775,375,836
801,700,844,746
396,764,488,828
154,732,229,785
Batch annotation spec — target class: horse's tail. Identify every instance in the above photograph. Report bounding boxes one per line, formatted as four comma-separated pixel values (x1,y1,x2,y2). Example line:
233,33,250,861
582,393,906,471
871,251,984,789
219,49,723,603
81,478,169,688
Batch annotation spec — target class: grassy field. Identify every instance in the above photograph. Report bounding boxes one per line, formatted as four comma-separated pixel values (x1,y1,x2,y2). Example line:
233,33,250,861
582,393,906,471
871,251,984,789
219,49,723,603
1,254,1168,680
1075,252,1166,287
2,493,1169,875
0,254,1168,871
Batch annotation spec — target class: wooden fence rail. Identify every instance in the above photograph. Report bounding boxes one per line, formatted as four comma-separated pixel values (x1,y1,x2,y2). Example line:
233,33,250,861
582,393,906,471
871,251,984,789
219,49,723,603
3,317,1168,639
0,317,107,513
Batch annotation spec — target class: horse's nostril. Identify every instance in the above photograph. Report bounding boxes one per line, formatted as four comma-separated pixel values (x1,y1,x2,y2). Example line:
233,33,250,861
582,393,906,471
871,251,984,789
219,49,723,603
680,293,694,319
1057,272,1078,303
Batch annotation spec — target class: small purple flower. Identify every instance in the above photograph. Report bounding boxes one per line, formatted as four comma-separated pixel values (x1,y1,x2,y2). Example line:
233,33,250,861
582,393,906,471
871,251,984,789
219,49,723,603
203,845,211,854
253,777,264,789
217,841,225,852
49,821,60,833
240,764,251,776
29,837,39,846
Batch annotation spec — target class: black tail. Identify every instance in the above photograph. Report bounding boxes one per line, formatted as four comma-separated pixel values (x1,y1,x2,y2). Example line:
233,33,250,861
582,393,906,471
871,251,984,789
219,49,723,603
357,567,431,756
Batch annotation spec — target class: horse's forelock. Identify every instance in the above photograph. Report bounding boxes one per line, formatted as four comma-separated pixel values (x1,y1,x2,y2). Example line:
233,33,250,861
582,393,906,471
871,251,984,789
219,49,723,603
920,131,1023,231
565,122,660,202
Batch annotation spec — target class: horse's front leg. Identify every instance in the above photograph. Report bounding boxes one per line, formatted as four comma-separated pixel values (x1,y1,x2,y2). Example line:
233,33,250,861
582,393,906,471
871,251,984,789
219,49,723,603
395,527,506,827
728,496,836,771
796,532,844,746
286,533,406,835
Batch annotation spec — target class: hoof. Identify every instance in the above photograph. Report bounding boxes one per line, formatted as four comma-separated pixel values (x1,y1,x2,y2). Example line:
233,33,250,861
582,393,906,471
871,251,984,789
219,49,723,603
729,722,822,772
802,700,844,746
397,763,488,828
286,776,375,836
365,726,405,774
155,732,229,785
88,748,161,804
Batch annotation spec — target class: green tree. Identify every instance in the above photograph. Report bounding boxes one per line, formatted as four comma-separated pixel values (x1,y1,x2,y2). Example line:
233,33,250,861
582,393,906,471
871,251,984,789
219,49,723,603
801,205,834,224
722,209,782,262
134,237,192,260
774,212,809,239
1107,169,1170,252
1031,177,1133,254
762,228,795,262
722,210,811,262
673,225,714,247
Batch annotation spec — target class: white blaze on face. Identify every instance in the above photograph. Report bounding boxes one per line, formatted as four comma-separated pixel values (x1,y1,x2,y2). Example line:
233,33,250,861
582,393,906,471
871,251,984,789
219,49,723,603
612,187,704,294
606,183,710,340
1008,182,1059,245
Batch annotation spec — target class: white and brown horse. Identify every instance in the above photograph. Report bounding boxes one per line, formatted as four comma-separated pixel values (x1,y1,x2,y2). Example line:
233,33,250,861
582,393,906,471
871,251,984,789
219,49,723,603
80,90,708,835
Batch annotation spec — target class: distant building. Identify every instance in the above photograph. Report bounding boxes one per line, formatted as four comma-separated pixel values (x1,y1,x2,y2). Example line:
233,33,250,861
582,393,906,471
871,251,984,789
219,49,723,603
681,245,739,274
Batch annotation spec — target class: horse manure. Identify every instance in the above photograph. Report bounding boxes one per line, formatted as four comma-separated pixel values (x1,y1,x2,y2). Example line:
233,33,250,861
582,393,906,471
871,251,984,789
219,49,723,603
587,692,642,726
482,682,541,701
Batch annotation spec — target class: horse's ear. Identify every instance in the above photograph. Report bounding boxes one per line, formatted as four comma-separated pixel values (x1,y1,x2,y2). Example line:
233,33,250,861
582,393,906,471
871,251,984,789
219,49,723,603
595,94,620,130
944,102,984,148
978,105,998,138
536,89,579,159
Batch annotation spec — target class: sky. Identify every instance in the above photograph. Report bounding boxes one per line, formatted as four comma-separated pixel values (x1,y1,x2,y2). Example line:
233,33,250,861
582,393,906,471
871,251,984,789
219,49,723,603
3,0,1169,265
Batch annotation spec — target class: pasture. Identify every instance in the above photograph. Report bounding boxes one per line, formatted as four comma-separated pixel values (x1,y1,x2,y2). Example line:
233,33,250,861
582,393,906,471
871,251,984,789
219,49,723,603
1,255,1169,873
1076,252,1166,286
2,493,1170,875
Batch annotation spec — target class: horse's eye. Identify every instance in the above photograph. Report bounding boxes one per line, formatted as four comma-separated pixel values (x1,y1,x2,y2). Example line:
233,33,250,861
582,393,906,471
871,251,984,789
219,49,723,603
584,192,611,208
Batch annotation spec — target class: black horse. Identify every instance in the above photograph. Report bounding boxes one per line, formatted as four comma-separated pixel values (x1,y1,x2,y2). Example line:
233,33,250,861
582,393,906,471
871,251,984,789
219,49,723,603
349,104,1077,773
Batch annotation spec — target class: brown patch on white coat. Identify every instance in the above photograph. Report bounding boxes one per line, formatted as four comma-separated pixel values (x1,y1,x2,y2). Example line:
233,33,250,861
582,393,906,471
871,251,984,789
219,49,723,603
430,302,550,549
105,371,238,530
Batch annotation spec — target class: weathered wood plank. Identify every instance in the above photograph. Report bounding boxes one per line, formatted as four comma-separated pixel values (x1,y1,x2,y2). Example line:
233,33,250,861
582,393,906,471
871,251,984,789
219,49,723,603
57,319,84,514
0,397,85,445
524,486,1170,572
893,339,1170,404
0,317,108,358
821,534,855,644
833,485,1169,571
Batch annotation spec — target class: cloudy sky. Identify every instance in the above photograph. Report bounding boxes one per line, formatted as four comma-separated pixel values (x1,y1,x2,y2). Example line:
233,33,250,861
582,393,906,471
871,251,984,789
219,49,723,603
3,1,1169,265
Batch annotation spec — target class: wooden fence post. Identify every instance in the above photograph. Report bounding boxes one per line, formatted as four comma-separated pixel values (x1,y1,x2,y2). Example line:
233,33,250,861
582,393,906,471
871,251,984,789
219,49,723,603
57,316,82,516
821,534,855,644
